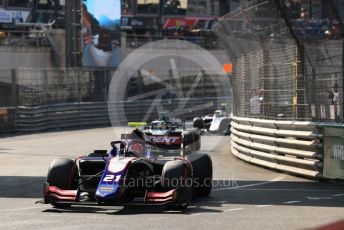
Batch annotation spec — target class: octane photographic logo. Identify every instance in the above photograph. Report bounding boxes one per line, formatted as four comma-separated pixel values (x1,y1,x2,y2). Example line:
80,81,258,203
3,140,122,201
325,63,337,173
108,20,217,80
107,39,232,151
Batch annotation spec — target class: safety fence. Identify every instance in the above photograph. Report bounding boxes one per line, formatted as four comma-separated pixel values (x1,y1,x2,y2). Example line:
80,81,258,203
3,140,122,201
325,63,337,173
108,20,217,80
213,0,344,179
213,0,344,122
0,67,228,106
0,67,230,133
0,68,110,108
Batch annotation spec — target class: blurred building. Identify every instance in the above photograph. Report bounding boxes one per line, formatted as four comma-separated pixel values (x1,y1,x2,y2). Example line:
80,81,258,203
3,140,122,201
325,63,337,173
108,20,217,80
0,1,344,32
1,0,343,69
226,0,344,19
0,1,233,68
0,0,65,29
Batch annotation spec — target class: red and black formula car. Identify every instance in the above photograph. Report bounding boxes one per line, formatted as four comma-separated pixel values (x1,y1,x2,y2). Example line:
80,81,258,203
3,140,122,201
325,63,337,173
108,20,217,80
130,117,201,151
43,139,212,209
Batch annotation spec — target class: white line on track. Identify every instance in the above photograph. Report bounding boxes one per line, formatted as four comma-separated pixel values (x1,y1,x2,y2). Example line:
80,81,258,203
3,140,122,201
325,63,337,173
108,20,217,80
307,197,333,200
332,194,344,197
255,205,273,208
190,213,202,216
0,206,41,212
232,189,344,192
206,201,227,204
283,201,302,204
224,208,244,212
212,174,286,192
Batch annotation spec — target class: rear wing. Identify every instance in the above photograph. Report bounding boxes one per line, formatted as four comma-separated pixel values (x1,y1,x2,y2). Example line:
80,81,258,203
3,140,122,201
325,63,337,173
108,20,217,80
121,132,182,146
128,122,147,128
121,132,187,156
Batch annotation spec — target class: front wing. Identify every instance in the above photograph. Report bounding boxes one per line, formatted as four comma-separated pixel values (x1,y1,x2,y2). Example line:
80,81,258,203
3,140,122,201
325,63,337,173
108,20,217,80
44,182,177,206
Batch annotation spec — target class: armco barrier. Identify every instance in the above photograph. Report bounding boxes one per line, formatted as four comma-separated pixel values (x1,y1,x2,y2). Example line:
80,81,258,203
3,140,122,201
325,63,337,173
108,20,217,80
15,102,110,132
14,97,230,132
230,116,325,178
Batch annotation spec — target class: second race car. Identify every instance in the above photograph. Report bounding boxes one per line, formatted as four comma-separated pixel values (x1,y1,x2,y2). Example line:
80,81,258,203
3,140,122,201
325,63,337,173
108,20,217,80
129,116,201,151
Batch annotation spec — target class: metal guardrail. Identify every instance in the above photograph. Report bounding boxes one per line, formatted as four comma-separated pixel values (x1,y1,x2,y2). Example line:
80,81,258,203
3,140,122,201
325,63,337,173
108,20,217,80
230,116,325,178
15,102,110,132
14,98,229,132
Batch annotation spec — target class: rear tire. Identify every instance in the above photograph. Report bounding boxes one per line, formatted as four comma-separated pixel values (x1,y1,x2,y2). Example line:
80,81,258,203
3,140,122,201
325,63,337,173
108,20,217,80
192,133,201,151
183,132,201,151
46,158,77,208
218,118,231,135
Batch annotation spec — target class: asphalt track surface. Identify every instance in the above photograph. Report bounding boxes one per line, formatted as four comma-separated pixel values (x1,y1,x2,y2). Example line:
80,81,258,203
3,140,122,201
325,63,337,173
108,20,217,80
0,127,343,230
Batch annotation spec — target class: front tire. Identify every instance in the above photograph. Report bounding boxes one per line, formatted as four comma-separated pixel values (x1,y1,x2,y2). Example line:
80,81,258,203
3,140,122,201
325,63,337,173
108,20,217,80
186,153,212,197
162,160,192,209
46,158,78,208
193,117,205,129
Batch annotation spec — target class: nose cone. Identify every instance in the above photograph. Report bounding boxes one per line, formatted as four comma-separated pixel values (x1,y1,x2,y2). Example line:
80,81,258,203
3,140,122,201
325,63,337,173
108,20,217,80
96,183,121,202
95,157,133,202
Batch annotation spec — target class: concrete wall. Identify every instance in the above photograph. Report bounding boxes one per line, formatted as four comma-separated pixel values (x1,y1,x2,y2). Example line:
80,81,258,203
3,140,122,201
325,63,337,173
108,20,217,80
0,46,53,69
50,29,66,67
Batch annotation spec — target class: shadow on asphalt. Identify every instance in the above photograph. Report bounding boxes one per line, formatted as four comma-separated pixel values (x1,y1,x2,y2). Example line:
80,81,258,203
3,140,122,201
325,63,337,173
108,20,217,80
0,176,44,199
40,197,224,215
1,176,343,212
41,204,222,215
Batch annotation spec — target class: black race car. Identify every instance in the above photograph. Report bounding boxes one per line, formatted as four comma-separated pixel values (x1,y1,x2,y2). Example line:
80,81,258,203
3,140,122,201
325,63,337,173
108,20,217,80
130,117,201,151
43,139,212,209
